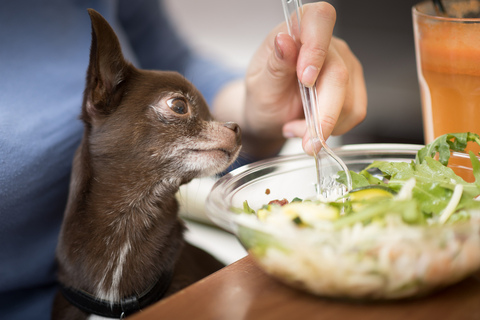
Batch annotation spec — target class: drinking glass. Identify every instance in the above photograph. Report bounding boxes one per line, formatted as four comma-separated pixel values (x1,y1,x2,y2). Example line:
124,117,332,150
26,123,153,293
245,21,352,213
413,0,480,152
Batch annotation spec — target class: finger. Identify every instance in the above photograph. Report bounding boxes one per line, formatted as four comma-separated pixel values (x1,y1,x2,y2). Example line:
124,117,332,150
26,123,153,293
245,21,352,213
259,32,299,99
244,31,302,139
297,2,337,87
329,39,367,135
331,66,367,135
283,119,306,139
314,47,349,140
282,119,317,156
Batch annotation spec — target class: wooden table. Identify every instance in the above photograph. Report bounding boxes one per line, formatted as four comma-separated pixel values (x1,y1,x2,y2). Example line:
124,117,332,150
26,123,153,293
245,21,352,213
129,256,480,320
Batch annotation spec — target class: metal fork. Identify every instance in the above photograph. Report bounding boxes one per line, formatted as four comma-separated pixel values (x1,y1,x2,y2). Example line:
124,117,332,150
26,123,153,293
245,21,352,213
281,0,352,200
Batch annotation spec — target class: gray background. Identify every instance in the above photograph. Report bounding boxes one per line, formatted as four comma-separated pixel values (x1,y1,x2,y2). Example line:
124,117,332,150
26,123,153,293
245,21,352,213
164,0,424,145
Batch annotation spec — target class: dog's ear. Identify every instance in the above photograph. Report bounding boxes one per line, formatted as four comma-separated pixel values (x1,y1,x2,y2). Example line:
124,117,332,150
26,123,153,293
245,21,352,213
82,9,131,123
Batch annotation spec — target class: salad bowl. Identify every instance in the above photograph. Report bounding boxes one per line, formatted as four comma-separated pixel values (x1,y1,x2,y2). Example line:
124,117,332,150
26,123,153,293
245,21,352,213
205,143,480,300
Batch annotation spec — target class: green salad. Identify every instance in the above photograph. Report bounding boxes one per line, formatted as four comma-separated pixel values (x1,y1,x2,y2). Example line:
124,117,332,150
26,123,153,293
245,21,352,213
237,132,480,228
232,133,480,299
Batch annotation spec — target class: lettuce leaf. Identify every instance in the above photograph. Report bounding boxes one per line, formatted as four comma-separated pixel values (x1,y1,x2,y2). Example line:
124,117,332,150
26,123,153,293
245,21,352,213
230,200,256,214
416,132,480,165
337,169,387,190
470,151,480,189
359,169,388,187
335,134,480,219
366,156,480,215
337,170,369,189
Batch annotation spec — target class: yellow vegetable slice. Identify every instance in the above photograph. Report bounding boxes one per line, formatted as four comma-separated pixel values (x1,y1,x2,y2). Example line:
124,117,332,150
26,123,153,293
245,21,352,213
281,202,340,224
349,186,395,202
349,186,395,211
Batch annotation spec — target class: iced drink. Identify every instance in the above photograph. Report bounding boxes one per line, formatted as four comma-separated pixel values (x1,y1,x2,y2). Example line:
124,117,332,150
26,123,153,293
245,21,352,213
413,1,480,154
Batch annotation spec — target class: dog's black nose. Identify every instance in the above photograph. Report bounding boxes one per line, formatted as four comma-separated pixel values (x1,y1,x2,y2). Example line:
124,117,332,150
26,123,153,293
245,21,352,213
224,122,241,144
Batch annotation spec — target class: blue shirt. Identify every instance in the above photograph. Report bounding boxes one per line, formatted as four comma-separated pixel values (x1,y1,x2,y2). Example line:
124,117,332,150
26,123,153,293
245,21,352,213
0,1,240,318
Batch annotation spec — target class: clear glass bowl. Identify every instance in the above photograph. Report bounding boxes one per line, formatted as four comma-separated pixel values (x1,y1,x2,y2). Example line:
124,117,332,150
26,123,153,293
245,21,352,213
205,144,480,300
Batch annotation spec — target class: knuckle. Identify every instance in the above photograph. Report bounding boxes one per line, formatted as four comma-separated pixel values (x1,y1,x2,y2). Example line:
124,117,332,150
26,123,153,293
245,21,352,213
334,38,350,54
332,37,364,75
341,94,354,115
354,104,367,124
346,96,367,129
346,49,363,74
356,95,368,122
306,44,328,61
355,58,364,75
329,63,349,87
266,57,283,80
352,83,367,112
321,113,337,134
332,91,367,136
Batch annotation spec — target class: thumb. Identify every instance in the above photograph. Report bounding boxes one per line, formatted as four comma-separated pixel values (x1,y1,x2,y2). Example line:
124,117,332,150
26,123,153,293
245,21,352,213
260,32,298,96
282,119,316,156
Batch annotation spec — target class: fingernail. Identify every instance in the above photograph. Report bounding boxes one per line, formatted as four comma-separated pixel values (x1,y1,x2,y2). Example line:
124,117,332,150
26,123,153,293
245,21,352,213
274,34,284,60
283,130,295,138
301,65,319,87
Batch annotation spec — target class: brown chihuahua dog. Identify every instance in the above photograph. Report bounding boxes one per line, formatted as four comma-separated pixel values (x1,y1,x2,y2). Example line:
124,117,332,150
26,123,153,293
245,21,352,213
52,9,241,320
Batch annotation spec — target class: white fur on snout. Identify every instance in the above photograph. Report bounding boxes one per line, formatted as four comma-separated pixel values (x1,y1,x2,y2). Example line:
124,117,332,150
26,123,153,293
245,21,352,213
174,121,241,177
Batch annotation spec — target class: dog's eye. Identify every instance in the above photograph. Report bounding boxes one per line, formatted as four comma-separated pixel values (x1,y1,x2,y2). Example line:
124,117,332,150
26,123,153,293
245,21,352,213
167,98,188,115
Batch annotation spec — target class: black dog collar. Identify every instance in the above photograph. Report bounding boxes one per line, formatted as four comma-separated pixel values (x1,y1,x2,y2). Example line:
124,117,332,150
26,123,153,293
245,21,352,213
59,270,173,318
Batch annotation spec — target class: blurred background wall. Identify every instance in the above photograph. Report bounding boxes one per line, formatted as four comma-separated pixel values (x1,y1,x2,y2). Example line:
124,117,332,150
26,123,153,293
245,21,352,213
163,0,424,146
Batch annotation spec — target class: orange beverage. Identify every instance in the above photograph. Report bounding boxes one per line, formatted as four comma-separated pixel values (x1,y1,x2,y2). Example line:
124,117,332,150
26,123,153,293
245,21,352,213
413,1,480,154
413,1,480,181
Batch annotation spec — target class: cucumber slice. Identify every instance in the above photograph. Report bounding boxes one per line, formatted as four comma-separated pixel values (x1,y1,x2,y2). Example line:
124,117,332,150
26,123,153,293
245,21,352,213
349,185,396,202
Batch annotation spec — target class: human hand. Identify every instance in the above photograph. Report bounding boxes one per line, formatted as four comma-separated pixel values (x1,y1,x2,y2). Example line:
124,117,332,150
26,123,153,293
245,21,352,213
243,2,367,156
